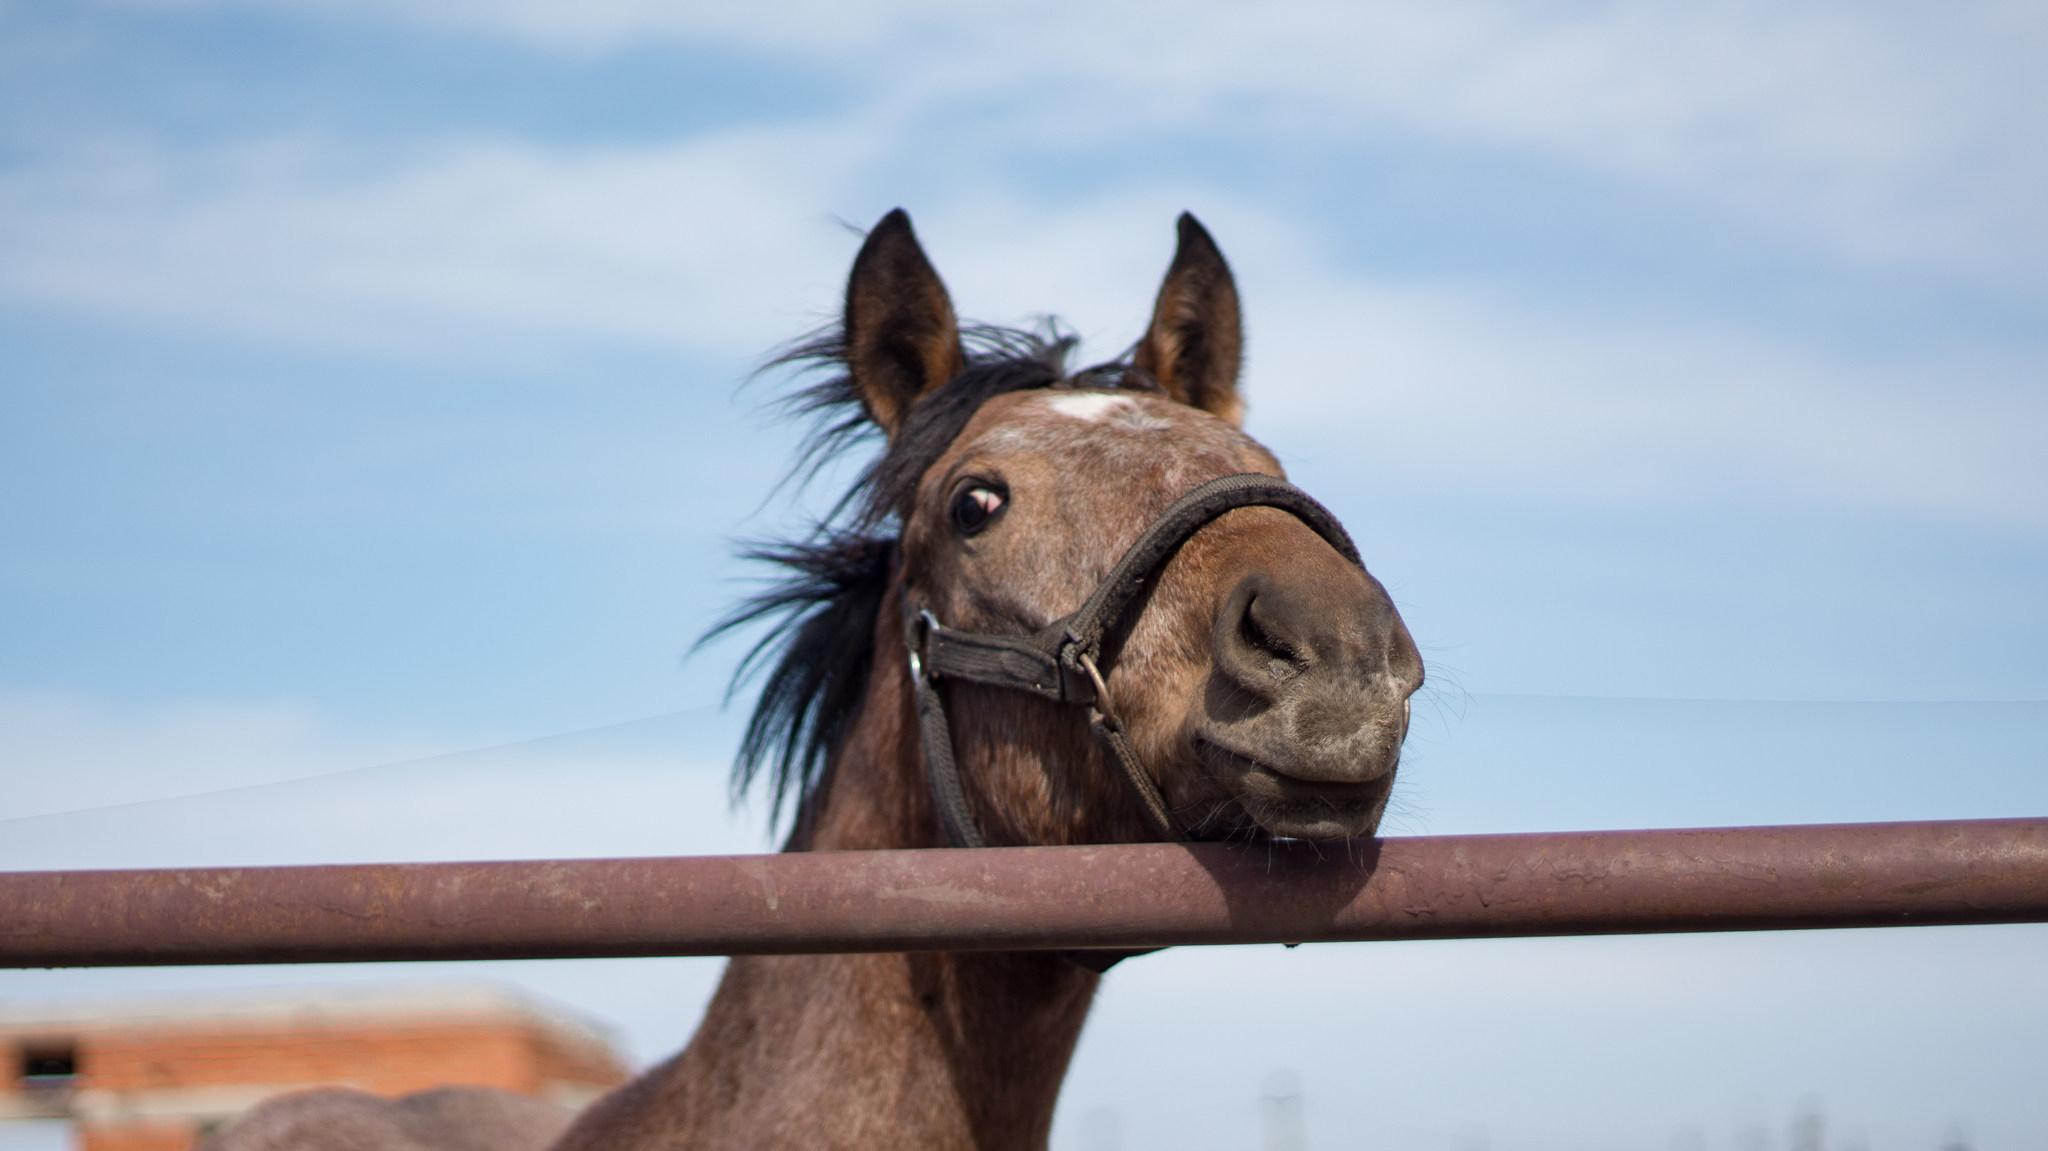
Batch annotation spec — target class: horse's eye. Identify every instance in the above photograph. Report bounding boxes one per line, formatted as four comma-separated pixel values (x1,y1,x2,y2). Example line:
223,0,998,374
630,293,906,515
949,484,1007,535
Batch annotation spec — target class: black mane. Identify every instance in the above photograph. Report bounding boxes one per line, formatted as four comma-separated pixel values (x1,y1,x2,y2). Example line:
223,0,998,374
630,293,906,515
704,323,1153,842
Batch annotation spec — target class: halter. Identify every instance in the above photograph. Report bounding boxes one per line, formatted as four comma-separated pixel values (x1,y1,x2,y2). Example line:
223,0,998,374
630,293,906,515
903,473,1364,850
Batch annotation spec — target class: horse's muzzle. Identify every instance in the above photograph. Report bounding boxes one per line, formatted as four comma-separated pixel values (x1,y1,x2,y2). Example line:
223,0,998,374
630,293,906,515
1195,563,1422,840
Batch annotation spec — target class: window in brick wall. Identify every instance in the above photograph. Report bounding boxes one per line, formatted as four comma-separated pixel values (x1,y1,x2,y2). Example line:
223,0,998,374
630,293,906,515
17,1042,77,1088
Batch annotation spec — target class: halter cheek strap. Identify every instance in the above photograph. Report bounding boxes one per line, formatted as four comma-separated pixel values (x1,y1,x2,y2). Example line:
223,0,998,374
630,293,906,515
904,473,1364,850
909,608,1173,848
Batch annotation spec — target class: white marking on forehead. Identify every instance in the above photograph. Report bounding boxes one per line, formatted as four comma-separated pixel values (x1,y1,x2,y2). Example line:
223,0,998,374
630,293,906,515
1044,391,1134,422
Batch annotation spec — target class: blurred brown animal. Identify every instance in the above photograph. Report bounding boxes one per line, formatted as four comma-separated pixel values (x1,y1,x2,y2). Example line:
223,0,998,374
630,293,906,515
202,1086,571,1151
208,209,1422,1151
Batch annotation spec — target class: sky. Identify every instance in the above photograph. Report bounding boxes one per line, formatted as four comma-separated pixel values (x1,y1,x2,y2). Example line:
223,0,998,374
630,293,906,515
2,2,2046,1150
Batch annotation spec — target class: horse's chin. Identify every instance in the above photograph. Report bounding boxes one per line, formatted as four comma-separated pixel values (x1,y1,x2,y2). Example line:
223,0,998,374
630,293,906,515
1193,740,1397,842
1240,786,1392,843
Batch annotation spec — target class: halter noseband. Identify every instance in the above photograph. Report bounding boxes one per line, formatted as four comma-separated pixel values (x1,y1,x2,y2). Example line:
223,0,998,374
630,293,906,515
903,473,1364,850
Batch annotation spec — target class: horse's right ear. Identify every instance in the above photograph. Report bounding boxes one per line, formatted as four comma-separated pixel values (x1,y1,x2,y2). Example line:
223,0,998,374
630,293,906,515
844,209,966,438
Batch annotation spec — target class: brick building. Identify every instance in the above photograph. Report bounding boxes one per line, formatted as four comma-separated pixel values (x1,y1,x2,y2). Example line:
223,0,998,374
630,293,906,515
0,984,630,1151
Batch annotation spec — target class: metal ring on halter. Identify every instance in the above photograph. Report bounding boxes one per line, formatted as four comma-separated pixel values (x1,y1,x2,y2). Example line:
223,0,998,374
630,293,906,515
1075,651,1112,718
907,608,937,683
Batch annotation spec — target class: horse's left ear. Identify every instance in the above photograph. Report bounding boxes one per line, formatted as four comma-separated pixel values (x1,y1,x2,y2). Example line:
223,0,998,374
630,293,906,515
1134,212,1244,426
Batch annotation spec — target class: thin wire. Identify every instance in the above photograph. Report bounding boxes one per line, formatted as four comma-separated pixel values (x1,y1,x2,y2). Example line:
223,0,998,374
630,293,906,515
1465,692,2048,705
6,694,2039,829
0,703,722,828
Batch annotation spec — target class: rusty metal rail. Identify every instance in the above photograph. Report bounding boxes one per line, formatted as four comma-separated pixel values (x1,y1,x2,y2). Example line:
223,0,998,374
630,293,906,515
3,819,2044,967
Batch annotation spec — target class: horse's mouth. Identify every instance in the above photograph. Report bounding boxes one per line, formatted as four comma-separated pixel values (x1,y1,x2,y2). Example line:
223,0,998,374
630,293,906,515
1193,738,1395,841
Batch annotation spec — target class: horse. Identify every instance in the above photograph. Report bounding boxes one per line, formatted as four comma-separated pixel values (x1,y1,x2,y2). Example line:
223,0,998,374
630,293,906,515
203,209,1423,1151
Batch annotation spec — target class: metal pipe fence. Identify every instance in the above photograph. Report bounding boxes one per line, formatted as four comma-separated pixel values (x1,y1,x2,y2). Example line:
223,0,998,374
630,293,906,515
4,819,2044,968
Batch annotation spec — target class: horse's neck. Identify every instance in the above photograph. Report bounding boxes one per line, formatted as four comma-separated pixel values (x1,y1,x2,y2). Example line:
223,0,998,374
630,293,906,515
637,949,1095,1151
551,605,1100,1151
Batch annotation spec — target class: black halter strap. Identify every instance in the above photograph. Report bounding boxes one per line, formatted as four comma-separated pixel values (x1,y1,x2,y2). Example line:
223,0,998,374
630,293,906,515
904,473,1362,850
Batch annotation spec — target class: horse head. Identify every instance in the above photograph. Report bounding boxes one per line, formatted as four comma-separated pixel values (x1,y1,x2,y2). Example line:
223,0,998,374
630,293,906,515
733,209,1424,850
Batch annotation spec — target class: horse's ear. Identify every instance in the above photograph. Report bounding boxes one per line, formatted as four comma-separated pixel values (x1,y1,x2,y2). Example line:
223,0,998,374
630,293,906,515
1133,213,1244,426
844,209,967,438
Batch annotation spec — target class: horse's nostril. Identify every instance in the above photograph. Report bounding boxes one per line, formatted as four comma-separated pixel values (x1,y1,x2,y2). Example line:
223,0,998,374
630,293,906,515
1215,574,1337,704
1239,598,1301,675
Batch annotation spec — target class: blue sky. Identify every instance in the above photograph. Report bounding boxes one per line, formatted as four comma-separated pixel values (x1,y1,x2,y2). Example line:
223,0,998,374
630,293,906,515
2,3,2045,1150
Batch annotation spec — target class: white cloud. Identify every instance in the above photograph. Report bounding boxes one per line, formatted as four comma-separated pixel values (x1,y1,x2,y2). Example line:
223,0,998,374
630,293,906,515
1239,265,2048,530
0,691,429,823
9,3,2046,531
3,136,2041,532
119,0,2048,284
116,0,950,55
0,693,762,867
1259,2,2048,280
0,129,868,357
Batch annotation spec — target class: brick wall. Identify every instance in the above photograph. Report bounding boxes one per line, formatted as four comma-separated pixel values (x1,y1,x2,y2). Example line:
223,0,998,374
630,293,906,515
1,987,631,1151
78,1018,613,1097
